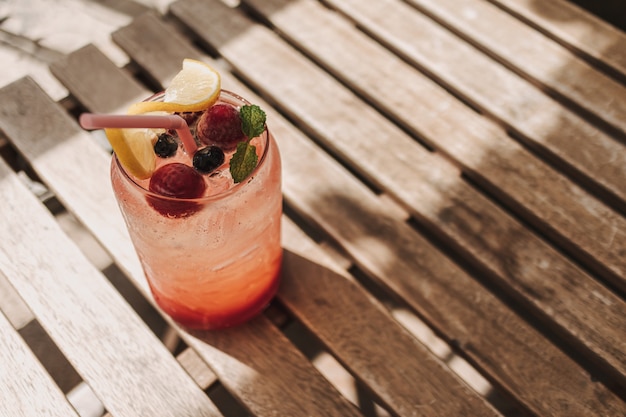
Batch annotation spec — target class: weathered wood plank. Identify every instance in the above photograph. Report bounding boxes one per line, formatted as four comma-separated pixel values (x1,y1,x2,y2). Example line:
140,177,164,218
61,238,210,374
320,0,626,213
241,0,626,292
112,11,206,88
176,347,218,391
0,130,222,417
0,271,33,329
405,0,626,136
0,305,79,417
50,44,150,114
121,7,625,416
271,102,626,416
39,53,365,417
489,0,626,79
283,250,503,416
238,0,626,287
173,0,626,387
0,0,134,67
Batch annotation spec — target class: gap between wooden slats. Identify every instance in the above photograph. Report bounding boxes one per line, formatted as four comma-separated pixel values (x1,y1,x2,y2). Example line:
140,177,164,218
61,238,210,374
133,4,625,416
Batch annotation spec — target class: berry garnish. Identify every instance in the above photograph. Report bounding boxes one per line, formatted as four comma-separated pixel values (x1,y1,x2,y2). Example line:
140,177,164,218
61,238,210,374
148,163,206,218
154,133,178,158
193,146,225,173
196,103,246,150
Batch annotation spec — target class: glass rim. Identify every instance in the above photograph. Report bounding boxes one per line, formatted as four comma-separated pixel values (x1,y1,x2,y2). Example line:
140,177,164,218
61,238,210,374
113,89,272,203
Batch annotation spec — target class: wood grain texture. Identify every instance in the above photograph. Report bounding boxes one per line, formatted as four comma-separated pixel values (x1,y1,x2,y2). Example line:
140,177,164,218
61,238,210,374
281,251,503,416
222,2,626,291
254,1,626,288
38,48,364,417
176,348,218,390
112,11,206,89
489,0,626,78
0,136,222,417
50,44,150,114
270,101,626,417
0,271,33,329
174,0,626,386
320,0,626,272
0,304,79,417
319,0,626,210
406,0,626,136
132,4,624,415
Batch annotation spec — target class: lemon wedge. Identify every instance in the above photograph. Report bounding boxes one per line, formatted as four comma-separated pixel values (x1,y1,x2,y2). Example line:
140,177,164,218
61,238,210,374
106,127,159,179
105,59,220,178
128,59,221,114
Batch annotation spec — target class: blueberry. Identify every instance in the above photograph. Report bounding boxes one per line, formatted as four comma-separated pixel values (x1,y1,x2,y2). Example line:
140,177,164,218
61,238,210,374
193,146,225,173
154,133,178,158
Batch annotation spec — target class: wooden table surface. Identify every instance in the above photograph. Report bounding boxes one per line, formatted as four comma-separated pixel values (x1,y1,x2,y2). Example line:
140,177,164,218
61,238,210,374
1,0,625,416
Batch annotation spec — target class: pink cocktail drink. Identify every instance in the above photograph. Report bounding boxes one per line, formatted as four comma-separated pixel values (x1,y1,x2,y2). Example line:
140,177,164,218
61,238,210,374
110,90,282,330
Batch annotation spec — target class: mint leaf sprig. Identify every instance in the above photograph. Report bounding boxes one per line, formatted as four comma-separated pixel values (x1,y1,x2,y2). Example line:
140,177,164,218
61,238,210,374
230,104,266,183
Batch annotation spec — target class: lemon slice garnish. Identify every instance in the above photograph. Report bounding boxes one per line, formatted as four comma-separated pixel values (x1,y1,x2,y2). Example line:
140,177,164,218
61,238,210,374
105,110,169,179
128,59,221,114
106,127,158,180
105,59,220,178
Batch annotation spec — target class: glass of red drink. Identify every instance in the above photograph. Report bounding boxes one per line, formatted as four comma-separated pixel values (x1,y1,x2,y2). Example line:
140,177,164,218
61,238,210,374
110,90,282,330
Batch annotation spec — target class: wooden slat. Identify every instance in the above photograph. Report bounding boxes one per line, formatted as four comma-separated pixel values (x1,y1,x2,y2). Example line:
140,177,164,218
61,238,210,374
405,0,626,136
121,7,626,416
321,0,626,212
0,271,33,329
176,348,218,391
0,134,222,417
282,249,502,416
50,44,150,114
40,52,363,417
240,0,626,293
272,106,626,416
0,307,79,417
489,0,626,79
172,0,626,386
111,11,206,88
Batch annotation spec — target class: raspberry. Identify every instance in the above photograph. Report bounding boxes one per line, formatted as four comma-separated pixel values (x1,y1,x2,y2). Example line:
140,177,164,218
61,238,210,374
196,103,246,150
148,163,206,218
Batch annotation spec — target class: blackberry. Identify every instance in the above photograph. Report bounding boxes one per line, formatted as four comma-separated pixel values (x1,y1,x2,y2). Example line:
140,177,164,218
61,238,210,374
193,146,225,174
154,133,178,158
